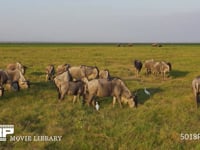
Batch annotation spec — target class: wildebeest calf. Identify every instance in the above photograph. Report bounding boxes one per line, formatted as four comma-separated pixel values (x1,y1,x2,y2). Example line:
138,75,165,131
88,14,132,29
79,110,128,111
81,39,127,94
54,79,85,103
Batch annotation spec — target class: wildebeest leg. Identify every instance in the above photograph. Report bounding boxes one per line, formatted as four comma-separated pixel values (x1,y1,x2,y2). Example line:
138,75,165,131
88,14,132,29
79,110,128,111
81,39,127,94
56,87,61,100
86,94,94,106
73,96,77,104
45,74,49,81
196,93,200,108
112,96,116,107
60,92,65,100
116,96,122,108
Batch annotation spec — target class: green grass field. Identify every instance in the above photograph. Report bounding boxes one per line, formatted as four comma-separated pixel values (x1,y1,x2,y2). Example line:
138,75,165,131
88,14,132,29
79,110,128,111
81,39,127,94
0,43,200,149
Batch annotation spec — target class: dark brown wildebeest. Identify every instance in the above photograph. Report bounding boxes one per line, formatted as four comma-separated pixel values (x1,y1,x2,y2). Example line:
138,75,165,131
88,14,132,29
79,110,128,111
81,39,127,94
133,60,143,77
84,78,137,108
0,69,30,96
45,64,55,81
7,62,27,75
192,76,200,107
54,70,84,103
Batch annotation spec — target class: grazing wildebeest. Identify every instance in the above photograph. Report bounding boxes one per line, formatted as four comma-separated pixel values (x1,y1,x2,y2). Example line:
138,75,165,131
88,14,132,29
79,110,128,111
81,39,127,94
133,60,143,77
152,61,172,80
99,69,111,80
144,59,155,75
54,70,84,103
7,62,27,75
84,78,137,108
192,76,200,107
0,69,29,95
45,64,55,81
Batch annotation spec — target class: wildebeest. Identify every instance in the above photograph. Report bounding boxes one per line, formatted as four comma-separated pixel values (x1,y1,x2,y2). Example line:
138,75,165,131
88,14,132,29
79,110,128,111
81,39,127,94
84,78,137,108
56,64,99,81
54,70,84,103
152,43,162,47
133,60,143,77
0,69,29,95
55,80,85,103
45,64,55,81
144,59,155,75
192,76,200,107
152,61,172,80
7,62,27,75
69,65,99,81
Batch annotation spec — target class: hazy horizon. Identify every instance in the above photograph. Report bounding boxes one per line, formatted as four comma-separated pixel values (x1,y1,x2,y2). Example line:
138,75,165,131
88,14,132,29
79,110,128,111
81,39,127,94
1,0,200,43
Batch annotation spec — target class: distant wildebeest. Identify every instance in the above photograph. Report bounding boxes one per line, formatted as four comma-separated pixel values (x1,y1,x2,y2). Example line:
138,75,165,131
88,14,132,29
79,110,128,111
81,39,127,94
192,76,200,107
0,69,30,96
7,62,27,75
144,59,155,75
54,70,84,103
84,78,137,108
152,43,162,47
133,60,143,77
45,64,55,81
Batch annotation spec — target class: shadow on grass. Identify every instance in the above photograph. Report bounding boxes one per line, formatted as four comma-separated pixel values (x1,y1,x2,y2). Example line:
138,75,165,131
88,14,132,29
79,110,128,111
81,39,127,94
133,87,163,105
30,71,45,76
0,81,56,101
30,81,55,90
170,70,189,78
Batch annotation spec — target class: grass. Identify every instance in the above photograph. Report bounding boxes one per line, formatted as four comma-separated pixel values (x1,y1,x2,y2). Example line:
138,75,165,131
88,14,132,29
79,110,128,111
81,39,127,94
0,43,200,149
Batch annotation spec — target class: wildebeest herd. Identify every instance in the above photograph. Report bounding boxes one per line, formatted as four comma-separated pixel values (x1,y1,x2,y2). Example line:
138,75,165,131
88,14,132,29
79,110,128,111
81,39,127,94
0,62,29,96
0,61,200,109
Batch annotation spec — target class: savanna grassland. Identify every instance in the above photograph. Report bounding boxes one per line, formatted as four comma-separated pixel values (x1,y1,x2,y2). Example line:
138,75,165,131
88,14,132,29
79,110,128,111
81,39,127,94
0,43,200,150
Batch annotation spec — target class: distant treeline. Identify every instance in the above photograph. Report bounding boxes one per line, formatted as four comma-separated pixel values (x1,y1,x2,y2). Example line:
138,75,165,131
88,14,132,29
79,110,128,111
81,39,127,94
0,42,200,47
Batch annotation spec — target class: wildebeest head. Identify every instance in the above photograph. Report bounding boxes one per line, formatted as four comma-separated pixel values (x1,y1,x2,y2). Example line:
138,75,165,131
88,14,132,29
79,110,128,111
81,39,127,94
166,62,172,71
56,64,70,75
99,69,111,80
18,71,30,89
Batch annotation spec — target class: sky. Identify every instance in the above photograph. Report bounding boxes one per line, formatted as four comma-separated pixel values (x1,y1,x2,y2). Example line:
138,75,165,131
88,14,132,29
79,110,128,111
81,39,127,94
0,0,200,43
